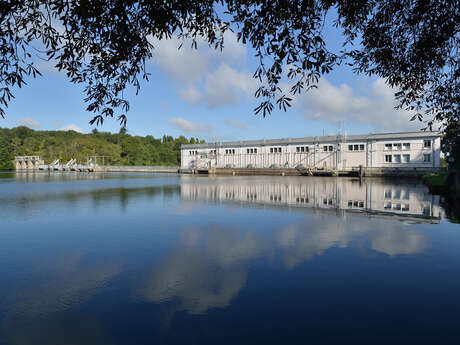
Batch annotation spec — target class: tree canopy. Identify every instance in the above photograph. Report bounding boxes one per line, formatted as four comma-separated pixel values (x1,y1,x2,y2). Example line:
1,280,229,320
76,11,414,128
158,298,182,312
1,0,458,129
0,126,203,169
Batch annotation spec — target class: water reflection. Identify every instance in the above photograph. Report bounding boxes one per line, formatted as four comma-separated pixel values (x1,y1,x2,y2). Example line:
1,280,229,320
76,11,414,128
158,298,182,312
180,176,441,222
1,174,457,344
138,218,427,315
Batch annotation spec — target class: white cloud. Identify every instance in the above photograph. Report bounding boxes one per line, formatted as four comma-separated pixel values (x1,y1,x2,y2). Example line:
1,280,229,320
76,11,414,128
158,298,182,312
152,32,254,108
168,117,213,134
179,87,203,105
203,64,256,107
59,124,83,133
224,118,246,130
298,78,422,131
19,117,41,129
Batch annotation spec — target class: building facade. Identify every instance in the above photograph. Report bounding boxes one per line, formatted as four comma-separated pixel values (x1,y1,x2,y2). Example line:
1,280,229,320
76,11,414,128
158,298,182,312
181,131,442,170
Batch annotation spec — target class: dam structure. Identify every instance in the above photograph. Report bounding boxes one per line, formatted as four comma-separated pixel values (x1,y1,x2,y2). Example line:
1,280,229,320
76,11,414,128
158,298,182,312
180,131,442,177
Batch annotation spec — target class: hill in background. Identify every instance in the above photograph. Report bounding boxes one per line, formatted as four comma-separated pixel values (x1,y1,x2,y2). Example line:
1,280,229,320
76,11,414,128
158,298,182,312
0,127,204,170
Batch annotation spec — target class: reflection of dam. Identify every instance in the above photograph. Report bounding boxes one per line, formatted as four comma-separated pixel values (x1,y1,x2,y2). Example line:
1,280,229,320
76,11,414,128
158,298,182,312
180,177,441,222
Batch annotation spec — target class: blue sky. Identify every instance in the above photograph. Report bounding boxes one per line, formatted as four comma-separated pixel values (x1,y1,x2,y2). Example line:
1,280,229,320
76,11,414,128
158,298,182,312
1,17,424,141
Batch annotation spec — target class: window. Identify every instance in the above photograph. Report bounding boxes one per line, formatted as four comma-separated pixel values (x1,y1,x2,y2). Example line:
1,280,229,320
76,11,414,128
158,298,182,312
402,204,410,211
278,147,282,153
270,148,273,153
306,146,309,152
424,140,432,148
394,154,401,163
354,144,359,151
359,201,364,208
385,155,392,163
384,189,392,199
225,149,228,154
359,144,365,151
385,144,393,150
393,189,401,199
301,146,305,152
423,154,431,162
348,145,353,151
296,147,300,153
232,149,235,154
403,143,411,150
402,190,410,200
247,149,250,154
254,148,257,154
323,146,328,152
328,145,334,152
402,154,410,163
384,202,392,210
393,203,401,211
393,143,402,150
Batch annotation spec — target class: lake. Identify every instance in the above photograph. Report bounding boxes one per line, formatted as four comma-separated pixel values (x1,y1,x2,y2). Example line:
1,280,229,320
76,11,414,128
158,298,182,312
0,172,459,344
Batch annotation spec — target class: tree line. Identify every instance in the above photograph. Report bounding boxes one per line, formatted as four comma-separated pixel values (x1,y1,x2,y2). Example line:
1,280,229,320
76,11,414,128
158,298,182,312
0,127,204,170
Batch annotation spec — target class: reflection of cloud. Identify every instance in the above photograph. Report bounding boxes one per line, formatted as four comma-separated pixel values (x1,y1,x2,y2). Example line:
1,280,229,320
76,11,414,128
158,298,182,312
139,217,428,316
1,250,120,345
277,219,355,268
370,227,427,256
3,252,120,319
139,226,265,314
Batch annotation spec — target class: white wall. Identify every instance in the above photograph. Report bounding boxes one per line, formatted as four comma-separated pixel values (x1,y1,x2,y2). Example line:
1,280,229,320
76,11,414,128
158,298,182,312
181,135,441,169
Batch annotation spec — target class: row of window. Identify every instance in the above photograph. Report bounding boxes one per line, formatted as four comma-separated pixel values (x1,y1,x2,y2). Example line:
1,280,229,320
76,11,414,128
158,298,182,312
384,154,411,163
384,140,431,151
191,139,433,156
296,146,309,153
384,189,410,200
349,144,365,151
384,203,410,211
348,200,365,208
384,154,431,163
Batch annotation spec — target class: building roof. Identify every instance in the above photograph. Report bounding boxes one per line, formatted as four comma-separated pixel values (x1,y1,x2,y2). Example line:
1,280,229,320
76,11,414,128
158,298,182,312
181,131,442,149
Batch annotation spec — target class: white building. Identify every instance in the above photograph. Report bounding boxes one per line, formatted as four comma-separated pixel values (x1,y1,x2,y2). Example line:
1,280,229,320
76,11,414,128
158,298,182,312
181,131,442,171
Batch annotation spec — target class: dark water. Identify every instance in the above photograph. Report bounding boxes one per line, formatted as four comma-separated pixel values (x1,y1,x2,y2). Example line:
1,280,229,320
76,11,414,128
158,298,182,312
1,172,459,345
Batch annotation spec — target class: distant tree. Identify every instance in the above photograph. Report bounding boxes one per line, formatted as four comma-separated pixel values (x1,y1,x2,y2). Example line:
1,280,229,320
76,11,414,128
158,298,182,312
0,127,199,168
119,127,128,135
91,128,99,135
0,1,457,129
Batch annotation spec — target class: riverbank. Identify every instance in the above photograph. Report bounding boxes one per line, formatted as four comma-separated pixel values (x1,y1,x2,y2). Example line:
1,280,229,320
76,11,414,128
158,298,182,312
423,172,459,222
422,172,459,194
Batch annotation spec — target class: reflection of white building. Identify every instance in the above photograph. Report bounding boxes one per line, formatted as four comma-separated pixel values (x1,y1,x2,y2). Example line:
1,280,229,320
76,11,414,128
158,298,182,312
180,177,441,222
181,131,441,170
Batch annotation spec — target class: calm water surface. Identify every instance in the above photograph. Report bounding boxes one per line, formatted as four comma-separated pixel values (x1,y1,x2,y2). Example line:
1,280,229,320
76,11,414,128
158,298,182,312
0,172,459,344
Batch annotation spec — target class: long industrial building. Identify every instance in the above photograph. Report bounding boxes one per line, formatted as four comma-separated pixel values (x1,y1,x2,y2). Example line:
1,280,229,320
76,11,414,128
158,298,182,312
181,131,442,172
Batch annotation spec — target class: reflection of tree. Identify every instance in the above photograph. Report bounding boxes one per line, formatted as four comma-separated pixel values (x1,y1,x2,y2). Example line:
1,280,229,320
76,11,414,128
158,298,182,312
0,184,181,217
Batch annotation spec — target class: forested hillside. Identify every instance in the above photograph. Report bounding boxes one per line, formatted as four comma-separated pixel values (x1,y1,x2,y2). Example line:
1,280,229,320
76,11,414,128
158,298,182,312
0,127,204,170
